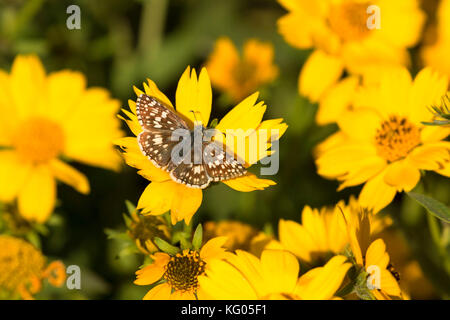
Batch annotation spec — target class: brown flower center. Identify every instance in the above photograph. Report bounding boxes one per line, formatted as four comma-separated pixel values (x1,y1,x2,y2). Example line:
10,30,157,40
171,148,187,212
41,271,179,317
328,1,372,42
375,116,421,162
13,117,65,164
163,250,206,292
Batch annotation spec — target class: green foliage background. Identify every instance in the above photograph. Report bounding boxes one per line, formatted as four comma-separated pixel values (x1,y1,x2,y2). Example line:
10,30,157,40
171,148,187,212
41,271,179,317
0,0,449,299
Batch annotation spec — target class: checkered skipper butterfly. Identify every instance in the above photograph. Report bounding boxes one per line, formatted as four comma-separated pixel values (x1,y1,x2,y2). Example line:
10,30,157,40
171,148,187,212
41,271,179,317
136,94,247,188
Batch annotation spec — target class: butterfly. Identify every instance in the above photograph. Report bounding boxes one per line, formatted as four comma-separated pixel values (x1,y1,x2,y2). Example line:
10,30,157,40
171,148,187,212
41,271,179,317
136,94,247,189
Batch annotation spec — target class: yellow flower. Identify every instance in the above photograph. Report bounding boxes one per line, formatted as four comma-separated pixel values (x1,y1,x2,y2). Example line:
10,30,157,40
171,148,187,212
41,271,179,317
316,67,450,212
422,0,450,78
0,55,123,223
346,211,402,299
205,37,278,102
115,67,287,225
203,220,259,252
277,0,425,124
198,249,351,300
134,236,228,299
0,235,66,300
277,197,391,264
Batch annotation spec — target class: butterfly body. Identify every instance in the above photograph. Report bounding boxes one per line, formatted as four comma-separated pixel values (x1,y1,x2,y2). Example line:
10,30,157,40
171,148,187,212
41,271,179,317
136,94,247,189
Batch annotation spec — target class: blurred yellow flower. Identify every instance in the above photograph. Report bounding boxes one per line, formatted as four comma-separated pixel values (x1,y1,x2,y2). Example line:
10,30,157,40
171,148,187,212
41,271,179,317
203,220,259,251
126,209,171,255
316,67,450,212
422,0,450,78
0,235,66,300
198,249,351,299
277,0,425,124
206,37,278,102
115,66,287,225
134,236,228,299
346,211,402,299
276,197,391,264
0,55,123,223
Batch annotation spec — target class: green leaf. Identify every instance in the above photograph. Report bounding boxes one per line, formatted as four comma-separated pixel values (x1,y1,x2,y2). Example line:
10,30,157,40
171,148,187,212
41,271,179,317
407,192,450,223
125,200,136,214
123,213,133,228
180,237,192,250
192,224,203,250
154,237,179,255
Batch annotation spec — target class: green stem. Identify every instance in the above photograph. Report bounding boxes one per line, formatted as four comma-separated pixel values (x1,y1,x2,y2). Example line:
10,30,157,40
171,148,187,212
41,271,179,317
137,0,168,62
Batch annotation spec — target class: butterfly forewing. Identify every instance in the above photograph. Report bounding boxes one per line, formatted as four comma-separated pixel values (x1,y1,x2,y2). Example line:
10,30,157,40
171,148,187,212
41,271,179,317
136,94,189,131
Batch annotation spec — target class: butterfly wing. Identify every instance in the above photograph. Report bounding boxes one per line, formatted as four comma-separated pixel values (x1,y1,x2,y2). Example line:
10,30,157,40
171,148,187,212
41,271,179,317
136,94,190,169
169,147,212,189
136,94,189,131
203,141,247,182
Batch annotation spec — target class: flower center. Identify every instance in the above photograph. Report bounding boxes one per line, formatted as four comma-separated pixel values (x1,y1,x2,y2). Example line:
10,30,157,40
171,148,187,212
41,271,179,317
13,117,65,164
375,116,421,162
163,250,206,292
0,235,45,292
328,1,372,42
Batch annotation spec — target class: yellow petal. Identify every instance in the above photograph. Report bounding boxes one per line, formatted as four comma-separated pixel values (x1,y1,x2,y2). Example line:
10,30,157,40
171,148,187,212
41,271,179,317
313,131,349,158
408,142,450,171
200,236,228,262
295,255,351,300
408,68,448,125
18,164,56,223
0,70,18,144
46,71,86,121
170,183,203,225
137,181,175,215
316,76,359,125
143,78,174,109
216,92,265,132
223,173,276,192
10,55,47,118
49,159,90,194
383,160,420,192
420,126,450,144
142,283,172,300
175,67,212,126
134,253,168,285
226,250,266,296
170,290,196,300
359,169,397,213
278,219,316,262
198,259,258,300
316,143,380,180
379,269,402,297
260,250,299,294
337,109,382,143
0,151,31,202
365,239,390,270
299,50,344,102
114,137,171,182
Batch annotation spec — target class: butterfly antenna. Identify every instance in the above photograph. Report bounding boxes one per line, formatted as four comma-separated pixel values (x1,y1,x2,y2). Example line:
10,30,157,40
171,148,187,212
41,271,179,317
189,110,202,125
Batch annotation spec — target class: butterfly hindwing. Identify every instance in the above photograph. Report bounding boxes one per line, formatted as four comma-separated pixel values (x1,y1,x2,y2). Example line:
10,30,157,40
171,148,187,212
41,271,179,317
170,147,212,188
138,130,181,169
203,141,247,182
